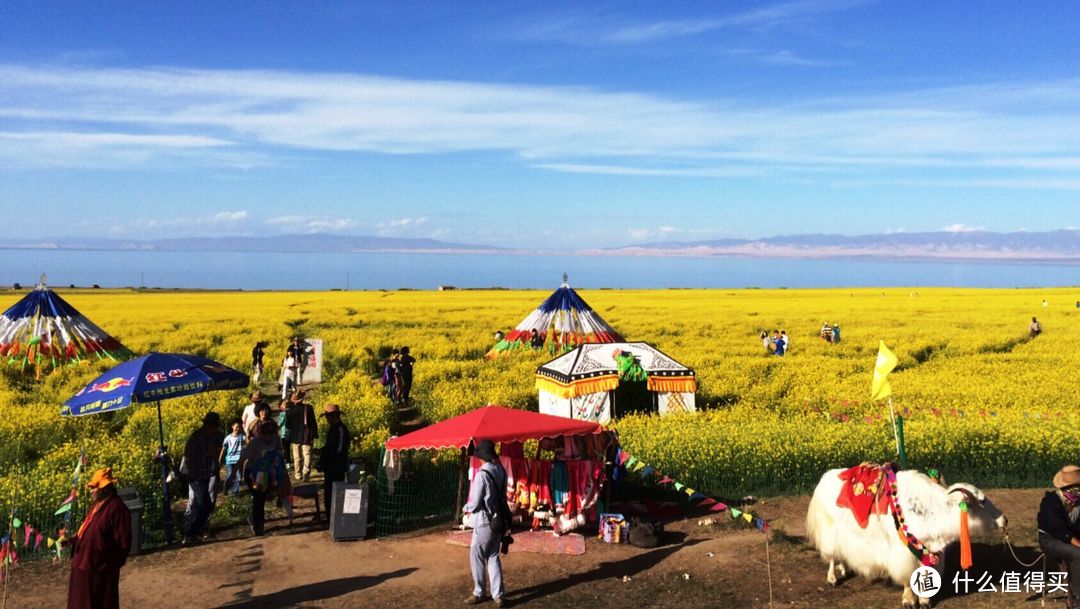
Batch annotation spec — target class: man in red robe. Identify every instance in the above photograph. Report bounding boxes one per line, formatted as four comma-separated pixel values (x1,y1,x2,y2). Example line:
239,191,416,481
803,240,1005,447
67,467,132,609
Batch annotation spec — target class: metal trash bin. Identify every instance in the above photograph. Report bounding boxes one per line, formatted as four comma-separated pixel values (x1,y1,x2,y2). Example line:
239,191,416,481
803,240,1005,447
117,487,143,555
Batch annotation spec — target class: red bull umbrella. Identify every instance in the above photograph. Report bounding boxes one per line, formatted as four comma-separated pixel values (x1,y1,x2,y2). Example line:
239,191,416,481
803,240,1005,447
63,352,248,416
62,352,248,544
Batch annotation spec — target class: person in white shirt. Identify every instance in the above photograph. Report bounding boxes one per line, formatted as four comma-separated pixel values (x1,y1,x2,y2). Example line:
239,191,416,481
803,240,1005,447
241,391,263,441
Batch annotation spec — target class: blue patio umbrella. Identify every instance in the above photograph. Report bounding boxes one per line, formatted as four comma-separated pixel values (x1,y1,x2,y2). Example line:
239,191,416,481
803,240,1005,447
63,353,249,543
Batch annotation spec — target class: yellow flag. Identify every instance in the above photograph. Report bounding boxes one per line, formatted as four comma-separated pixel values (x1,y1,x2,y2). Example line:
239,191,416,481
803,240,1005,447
870,341,898,401
743,512,753,523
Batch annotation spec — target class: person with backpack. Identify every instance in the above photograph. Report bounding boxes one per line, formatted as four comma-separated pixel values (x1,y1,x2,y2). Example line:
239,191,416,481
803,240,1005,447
462,439,510,607
239,420,290,537
381,350,400,403
398,346,416,404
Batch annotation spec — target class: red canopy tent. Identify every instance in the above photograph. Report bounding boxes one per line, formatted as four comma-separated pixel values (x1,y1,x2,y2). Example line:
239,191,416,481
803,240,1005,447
382,406,609,533
384,405,604,451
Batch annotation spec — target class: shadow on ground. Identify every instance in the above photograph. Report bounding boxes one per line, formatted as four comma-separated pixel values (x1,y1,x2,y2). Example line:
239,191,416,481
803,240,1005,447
213,567,417,608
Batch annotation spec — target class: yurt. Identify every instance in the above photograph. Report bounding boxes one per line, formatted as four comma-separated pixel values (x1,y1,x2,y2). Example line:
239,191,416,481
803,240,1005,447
0,279,130,373
535,342,696,425
486,275,621,358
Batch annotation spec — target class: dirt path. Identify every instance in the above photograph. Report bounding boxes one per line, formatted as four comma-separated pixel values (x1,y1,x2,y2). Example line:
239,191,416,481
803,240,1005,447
7,489,1055,609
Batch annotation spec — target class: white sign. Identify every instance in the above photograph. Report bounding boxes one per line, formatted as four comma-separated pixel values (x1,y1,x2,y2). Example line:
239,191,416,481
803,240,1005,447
300,338,323,384
343,488,364,514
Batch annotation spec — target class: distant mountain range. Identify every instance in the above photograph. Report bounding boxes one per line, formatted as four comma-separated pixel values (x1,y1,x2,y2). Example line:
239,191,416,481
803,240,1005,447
589,230,1080,261
7,229,1080,261
8,233,505,254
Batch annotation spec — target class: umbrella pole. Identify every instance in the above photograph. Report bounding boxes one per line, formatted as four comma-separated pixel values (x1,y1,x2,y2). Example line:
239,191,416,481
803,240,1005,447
156,401,174,544
453,448,467,525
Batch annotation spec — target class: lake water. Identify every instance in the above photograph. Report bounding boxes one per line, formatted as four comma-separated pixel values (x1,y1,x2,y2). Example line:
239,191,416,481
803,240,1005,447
1,249,1077,290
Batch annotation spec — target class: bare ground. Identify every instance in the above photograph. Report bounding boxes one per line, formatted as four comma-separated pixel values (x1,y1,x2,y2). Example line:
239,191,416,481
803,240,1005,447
6,488,1058,609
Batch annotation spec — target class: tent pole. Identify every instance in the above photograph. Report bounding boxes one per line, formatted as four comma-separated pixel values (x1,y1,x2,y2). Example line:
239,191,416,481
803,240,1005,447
453,447,467,525
156,401,174,544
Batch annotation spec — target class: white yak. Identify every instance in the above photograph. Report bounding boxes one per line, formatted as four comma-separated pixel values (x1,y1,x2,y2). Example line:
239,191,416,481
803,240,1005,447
806,467,1007,608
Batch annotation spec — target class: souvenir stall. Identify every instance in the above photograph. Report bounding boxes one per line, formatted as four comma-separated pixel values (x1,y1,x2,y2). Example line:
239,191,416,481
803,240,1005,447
381,406,617,541
535,342,697,425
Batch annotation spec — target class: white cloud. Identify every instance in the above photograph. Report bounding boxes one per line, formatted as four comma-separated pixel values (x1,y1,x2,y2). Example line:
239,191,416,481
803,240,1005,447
628,228,651,241
376,217,429,229
265,215,356,233
211,210,249,223
374,216,432,237
658,226,678,235
2,63,1080,185
941,223,985,233
884,227,906,234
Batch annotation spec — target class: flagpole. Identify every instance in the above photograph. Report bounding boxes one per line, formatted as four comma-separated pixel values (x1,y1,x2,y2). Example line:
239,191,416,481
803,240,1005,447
887,397,908,469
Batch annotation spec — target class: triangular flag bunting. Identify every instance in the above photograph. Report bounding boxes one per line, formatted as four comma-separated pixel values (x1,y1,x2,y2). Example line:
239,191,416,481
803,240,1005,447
632,461,646,472
11,518,21,529
684,487,695,496
618,451,630,465
730,508,742,518
698,497,717,506
743,512,753,523
709,502,727,512
54,502,73,516
46,537,55,549
673,482,685,492
658,476,674,485
640,466,654,477
689,492,705,502
625,456,638,469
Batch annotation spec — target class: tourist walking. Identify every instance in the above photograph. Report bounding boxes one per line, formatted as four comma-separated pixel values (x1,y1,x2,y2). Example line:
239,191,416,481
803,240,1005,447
1030,316,1043,338
219,419,245,497
319,403,351,516
462,439,508,607
241,391,264,440
182,412,223,543
286,390,317,482
399,346,416,403
240,420,289,537
251,341,266,384
781,330,790,354
67,467,132,609
759,331,770,354
246,401,272,440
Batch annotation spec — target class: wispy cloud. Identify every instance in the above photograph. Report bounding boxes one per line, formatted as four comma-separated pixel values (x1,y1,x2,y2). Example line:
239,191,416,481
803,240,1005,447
2,63,1080,189
523,0,869,45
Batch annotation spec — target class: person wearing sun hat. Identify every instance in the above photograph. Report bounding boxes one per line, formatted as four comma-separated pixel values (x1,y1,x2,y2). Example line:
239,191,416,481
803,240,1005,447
67,467,132,609
317,403,351,516
1038,465,1080,605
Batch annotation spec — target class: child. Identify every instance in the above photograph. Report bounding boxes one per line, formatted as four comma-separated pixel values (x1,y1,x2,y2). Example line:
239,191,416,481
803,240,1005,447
219,419,245,497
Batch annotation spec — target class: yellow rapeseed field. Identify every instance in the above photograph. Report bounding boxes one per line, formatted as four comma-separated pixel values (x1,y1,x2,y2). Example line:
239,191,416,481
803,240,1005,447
0,286,1077,528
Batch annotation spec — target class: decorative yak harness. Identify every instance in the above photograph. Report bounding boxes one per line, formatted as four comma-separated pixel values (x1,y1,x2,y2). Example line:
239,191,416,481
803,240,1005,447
843,462,974,570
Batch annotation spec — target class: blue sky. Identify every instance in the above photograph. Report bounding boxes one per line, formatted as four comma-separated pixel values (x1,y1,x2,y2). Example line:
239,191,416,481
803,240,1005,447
2,0,1078,247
